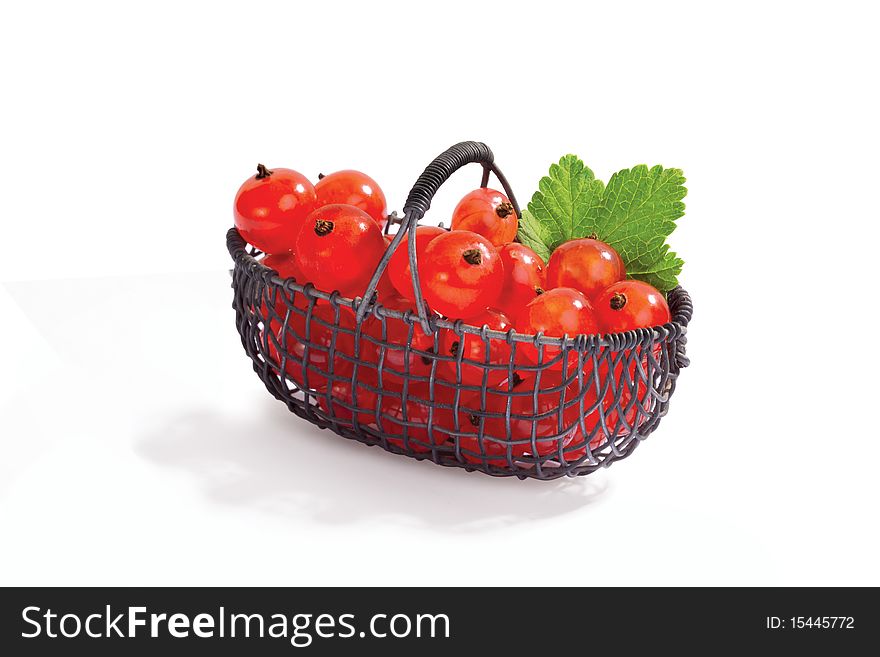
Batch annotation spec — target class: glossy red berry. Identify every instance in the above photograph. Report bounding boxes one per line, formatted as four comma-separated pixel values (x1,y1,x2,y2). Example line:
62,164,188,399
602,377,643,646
258,253,311,320
264,305,357,392
441,308,512,387
319,369,380,427
456,373,578,465
599,340,663,440
571,340,664,461
594,280,671,334
495,243,547,321
564,289,669,464
361,295,442,387
261,252,304,280
295,204,387,298
386,225,445,302
563,383,638,462
421,230,504,319
315,169,388,228
546,238,625,300
451,188,518,246
515,287,600,371
612,342,663,419
568,333,667,464
234,164,317,254
374,235,400,300
380,383,453,453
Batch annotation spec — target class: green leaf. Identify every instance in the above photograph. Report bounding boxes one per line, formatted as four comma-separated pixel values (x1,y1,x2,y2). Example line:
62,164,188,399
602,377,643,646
517,208,552,262
515,158,687,292
626,247,683,292
519,155,605,260
591,164,686,292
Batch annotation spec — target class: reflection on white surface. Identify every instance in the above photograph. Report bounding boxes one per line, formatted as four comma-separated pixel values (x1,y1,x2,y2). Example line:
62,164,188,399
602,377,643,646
0,274,607,539
135,402,608,531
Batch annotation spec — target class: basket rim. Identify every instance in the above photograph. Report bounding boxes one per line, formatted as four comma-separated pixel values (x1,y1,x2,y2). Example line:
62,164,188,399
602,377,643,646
227,226,691,349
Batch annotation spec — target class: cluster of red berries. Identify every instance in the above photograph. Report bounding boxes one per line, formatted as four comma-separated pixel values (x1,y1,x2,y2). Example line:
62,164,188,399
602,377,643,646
234,164,672,464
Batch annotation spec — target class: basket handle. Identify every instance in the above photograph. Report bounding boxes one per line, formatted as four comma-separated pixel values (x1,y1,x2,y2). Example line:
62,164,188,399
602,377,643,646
355,141,520,333
667,286,692,369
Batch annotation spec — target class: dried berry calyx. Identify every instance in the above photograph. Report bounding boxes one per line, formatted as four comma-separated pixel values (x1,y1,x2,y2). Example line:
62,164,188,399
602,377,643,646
535,286,545,296
468,413,481,427
449,340,460,358
420,348,435,367
609,292,627,311
462,249,482,265
495,201,515,218
314,219,334,236
255,163,273,180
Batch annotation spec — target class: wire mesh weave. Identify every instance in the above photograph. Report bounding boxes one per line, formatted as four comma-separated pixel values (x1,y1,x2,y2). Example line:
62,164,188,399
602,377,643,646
226,142,692,480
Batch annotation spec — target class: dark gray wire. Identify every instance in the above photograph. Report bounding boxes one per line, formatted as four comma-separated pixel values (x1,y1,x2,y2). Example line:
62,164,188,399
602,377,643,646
356,141,520,333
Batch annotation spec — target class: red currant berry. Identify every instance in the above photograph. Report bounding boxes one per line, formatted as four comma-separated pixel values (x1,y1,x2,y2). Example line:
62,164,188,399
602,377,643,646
573,336,665,455
441,308,512,387
421,230,504,319
451,188,518,246
380,383,453,453
257,253,312,320
570,332,667,464
567,342,664,461
546,238,625,300
362,295,442,387
603,341,664,428
561,380,637,462
456,373,578,465
515,287,600,371
295,204,387,298
315,169,388,228
234,164,317,254
261,252,303,280
386,225,445,302
265,305,358,392
496,243,547,321
594,280,670,334
373,235,400,300
319,369,380,427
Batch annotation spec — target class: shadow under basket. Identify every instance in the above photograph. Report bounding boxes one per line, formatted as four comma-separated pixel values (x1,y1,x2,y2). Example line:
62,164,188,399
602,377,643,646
227,141,693,480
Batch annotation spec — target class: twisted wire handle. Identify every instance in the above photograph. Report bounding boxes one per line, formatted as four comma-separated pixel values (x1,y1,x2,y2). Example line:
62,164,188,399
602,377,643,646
667,286,692,369
356,141,520,332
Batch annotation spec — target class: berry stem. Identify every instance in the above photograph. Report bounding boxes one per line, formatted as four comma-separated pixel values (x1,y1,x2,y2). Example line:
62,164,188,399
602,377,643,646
255,163,273,180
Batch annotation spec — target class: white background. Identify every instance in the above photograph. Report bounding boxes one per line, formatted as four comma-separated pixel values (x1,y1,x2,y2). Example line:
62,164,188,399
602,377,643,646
1,1,878,586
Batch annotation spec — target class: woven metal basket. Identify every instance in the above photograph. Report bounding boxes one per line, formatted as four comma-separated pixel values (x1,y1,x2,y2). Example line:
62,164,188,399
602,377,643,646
227,141,692,480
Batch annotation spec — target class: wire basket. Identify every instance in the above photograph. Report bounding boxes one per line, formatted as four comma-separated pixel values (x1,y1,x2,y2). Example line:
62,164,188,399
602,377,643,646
226,141,692,480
